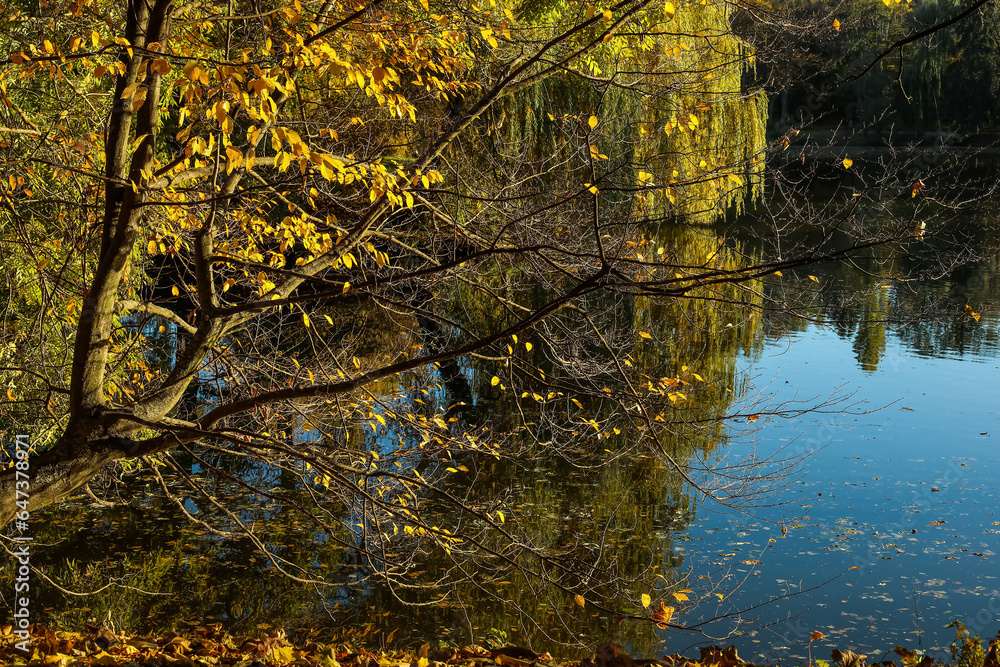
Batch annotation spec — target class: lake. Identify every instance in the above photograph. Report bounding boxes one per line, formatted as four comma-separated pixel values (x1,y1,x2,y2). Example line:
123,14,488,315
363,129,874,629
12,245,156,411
679,309,1000,662
673,183,1000,661
6,156,1000,663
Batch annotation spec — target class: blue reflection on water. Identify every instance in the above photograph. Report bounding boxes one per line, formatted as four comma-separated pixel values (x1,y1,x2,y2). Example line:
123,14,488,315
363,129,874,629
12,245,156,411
676,308,1000,662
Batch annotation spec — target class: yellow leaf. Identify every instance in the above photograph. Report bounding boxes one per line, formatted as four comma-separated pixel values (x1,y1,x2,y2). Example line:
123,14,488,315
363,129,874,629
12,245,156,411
810,631,825,642
491,376,500,386
496,510,505,523
302,312,311,328
226,145,243,174
171,285,179,296
525,342,532,351
843,158,853,169
673,592,689,601
343,281,350,293
420,0,428,8
809,275,819,283
715,593,724,600
270,645,296,665
574,594,586,608
664,1,675,18
480,28,498,49
728,173,744,186
586,4,595,19
774,270,783,277
120,81,140,100
147,239,157,254
571,398,583,408
641,593,651,608
639,331,652,339
7,389,15,401
588,115,598,129
603,9,612,20
833,18,841,30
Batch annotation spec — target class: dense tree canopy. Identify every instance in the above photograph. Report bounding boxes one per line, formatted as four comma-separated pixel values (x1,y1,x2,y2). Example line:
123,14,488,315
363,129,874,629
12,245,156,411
760,0,1000,136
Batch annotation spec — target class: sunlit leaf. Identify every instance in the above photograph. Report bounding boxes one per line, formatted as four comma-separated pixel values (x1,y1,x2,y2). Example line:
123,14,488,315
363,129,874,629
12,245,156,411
652,601,674,628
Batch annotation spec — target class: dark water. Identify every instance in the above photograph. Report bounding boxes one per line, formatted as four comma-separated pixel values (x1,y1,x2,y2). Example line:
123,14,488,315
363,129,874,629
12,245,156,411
5,173,1000,662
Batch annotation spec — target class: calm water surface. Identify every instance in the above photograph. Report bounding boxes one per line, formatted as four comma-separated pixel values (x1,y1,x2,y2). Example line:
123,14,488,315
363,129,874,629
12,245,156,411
679,287,1000,662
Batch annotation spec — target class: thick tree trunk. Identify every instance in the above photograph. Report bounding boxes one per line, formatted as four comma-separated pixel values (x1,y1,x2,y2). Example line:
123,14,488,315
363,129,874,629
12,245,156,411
0,0,181,529
0,427,134,527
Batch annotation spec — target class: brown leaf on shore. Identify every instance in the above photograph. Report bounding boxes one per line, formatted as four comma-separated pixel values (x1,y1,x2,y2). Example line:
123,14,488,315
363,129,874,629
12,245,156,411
699,645,741,667
833,648,868,667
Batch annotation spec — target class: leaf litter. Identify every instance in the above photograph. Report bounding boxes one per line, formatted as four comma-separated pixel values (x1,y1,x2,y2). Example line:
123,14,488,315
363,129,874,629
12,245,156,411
2,624,997,667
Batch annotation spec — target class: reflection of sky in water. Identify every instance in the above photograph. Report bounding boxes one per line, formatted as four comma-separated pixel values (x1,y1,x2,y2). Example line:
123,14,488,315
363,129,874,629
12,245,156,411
674,315,1000,662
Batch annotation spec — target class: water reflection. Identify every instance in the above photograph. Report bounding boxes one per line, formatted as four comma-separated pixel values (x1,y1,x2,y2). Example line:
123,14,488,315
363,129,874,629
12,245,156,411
5,179,1000,659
